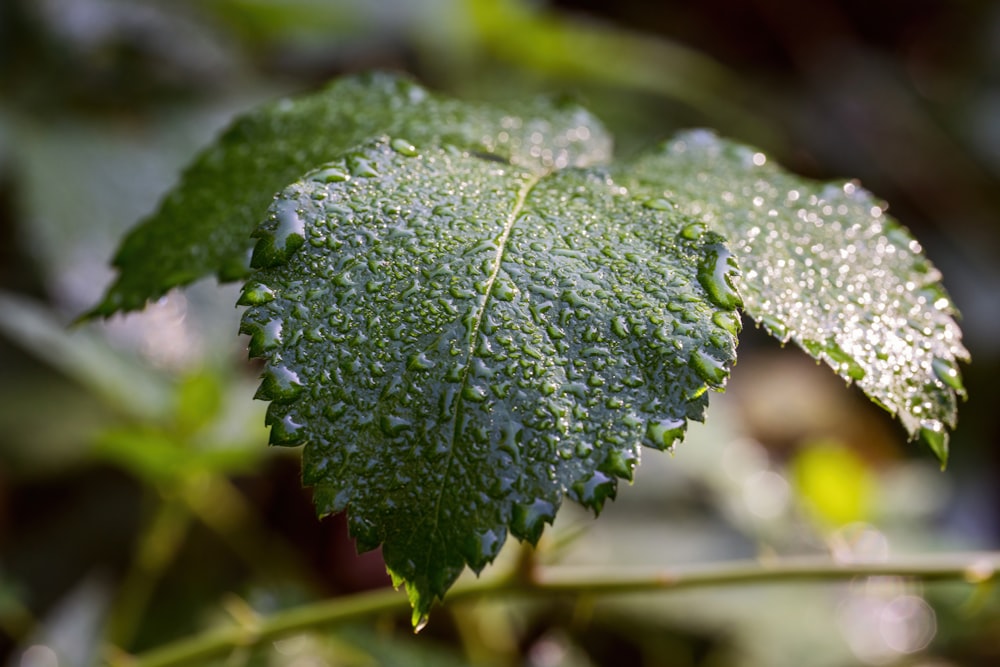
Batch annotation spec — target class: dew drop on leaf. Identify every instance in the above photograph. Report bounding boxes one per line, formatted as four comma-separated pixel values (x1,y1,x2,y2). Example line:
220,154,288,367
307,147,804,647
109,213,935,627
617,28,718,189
919,419,948,464
623,129,967,461
643,197,674,211
511,498,557,543
931,356,964,393
347,150,380,177
681,221,707,240
274,200,306,254
645,417,686,450
690,349,729,387
257,365,304,402
696,241,742,310
390,137,420,157
571,470,617,511
238,282,276,306
311,166,350,183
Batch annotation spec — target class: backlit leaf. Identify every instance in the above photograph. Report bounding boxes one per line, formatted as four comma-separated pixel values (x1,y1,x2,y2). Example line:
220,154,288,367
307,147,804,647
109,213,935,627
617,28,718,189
623,130,968,462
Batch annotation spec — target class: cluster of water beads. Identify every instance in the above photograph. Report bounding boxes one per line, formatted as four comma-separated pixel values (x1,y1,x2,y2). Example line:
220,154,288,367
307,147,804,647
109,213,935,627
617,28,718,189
626,129,967,459
97,72,613,317
239,136,743,618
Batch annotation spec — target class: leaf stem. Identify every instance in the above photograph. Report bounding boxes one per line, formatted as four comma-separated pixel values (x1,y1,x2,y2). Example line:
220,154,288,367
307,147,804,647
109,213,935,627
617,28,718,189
115,552,1000,667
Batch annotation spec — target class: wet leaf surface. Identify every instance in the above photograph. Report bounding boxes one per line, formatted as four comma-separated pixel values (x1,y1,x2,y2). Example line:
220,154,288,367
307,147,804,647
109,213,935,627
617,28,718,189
623,130,968,460
240,139,740,624
89,72,611,317
87,74,969,623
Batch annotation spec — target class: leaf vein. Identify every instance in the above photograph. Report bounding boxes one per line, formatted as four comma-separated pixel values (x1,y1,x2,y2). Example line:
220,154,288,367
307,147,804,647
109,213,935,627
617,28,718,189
425,170,544,569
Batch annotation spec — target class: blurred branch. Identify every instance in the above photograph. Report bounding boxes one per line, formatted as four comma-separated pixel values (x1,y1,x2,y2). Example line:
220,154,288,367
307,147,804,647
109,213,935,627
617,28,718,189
115,551,1000,667
105,497,193,649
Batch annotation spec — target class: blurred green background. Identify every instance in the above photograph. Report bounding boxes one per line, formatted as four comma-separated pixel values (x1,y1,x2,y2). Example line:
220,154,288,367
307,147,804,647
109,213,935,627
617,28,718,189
1,0,999,665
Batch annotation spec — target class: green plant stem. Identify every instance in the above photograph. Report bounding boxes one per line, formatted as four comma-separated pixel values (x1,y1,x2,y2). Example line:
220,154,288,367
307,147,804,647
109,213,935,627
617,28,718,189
117,552,1000,667
105,495,192,648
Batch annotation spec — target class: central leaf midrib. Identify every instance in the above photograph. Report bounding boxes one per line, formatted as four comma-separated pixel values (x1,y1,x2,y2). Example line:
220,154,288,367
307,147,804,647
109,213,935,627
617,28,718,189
425,169,545,559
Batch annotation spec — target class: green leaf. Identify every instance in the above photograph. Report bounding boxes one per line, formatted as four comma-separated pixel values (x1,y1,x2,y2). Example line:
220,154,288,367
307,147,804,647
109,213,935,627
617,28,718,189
87,72,611,318
239,138,741,625
622,130,968,462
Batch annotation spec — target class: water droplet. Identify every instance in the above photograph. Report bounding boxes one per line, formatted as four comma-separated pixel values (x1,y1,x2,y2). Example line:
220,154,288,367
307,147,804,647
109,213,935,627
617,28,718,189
645,417,686,449
643,197,674,211
275,199,305,247
611,316,629,338
462,384,488,403
379,414,412,436
825,341,865,381
347,150,379,178
248,318,283,356
601,449,638,480
697,242,742,310
252,199,307,267
310,166,349,183
390,137,419,157
469,529,504,571
268,413,303,446
571,471,616,512
931,357,964,393
918,419,948,465
408,351,435,371
757,314,788,341
324,401,347,419
561,289,596,310
445,364,464,383
238,282,275,306
690,349,728,387
712,310,741,337
472,358,494,378
511,498,556,544
257,364,303,402
413,613,429,633
500,420,523,454
493,280,517,301
680,221,707,240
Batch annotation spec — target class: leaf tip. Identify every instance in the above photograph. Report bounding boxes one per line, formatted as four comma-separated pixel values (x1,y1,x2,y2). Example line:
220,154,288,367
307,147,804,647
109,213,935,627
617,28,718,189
918,420,950,469
390,571,436,633
570,470,618,515
263,405,305,447
413,612,429,633
510,498,557,544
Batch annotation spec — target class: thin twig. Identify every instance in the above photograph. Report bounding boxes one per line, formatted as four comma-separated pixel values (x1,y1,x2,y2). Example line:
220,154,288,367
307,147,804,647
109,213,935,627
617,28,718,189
114,552,1000,667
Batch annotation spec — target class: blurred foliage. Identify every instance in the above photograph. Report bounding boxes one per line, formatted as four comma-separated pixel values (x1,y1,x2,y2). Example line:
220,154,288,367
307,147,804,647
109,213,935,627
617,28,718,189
1,0,998,665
